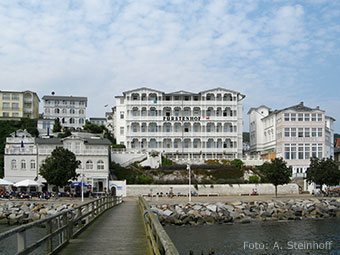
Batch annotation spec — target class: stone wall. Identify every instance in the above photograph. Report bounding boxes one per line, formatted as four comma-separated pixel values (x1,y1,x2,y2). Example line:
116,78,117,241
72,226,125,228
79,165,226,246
151,198,340,226
126,183,299,196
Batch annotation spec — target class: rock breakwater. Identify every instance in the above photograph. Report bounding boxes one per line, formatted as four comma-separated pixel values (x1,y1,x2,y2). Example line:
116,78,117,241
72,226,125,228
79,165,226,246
0,202,78,225
151,198,340,226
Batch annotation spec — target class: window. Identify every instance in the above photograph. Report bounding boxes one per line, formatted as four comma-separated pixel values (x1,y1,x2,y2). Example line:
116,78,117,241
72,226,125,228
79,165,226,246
311,128,316,137
305,128,310,137
207,125,211,132
69,118,75,124
174,124,180,132
55,100,59,105
70,109,75,114
318,128,322,137
3,103,10,110
13,113,19,117
184,140,189,148
285,144,290,159
284,113,289,121
304,113,310,121
174,109,180,116
194,124,199,132
312,144,317,157
291,128,296,137
207,140,212,148
165,125,171,132
298,113,303,121
193,140,199,148
75,142,80,153
290,113,296,121
3,112,9,117
318,144,323,158
55,108,60,114
298,144,304,159
12,103,19,110
79,109,84,115
184,125,189,132
79,118,85,124
311,114,316,121
21,160,26,170
317,114,322,122
120,127,124,135
149,139,157,148
284,128,290,137
305,145,310,159
133,125,138,132
30,160,36,169
97,160,104,170
174,140,179,148
11,159,17,169
2,94,10,100
62,108,67,114
70,101,75,105
150,125,157,132
141,125,146,132
120,111,124,119
86,160,93,170
298,128,303,137
291,144,296,159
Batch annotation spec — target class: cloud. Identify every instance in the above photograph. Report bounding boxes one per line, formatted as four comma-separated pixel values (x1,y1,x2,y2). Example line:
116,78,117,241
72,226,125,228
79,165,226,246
0,0,339,131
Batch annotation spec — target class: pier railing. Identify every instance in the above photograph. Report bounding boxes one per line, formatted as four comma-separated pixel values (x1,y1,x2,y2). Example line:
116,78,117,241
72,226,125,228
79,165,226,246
0,196,122,255
139,196,179,255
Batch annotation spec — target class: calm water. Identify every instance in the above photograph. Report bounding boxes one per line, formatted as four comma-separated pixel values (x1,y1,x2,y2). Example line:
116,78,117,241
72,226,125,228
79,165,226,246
165,218,340,255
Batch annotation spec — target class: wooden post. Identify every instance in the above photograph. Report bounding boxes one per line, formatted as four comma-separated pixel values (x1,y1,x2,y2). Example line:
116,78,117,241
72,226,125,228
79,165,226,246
17,230,26,252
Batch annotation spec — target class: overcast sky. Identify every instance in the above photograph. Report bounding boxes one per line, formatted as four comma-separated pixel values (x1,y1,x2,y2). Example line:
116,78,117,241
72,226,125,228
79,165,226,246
1,0,339,132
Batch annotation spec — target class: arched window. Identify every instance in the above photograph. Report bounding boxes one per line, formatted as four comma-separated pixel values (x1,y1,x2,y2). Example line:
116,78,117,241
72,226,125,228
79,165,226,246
11,159,16,170
70,109,75,114
70,118,75,124
79,109,84,115
55,108,60,114
30,160,36,169
86,160,93,170
21,160,26,170
79,118,85,124
97,160,104,170
62,108,67,114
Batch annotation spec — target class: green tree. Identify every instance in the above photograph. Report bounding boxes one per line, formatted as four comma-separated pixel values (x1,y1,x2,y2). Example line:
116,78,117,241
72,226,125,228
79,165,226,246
306,157,340,191
39,147,80,190
258,158,292,197
83,121,105,134
53,118,62,132
230,159,244,169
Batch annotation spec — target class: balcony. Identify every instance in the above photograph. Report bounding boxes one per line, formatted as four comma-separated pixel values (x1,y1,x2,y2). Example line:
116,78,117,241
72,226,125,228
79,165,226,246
5,147,37,155
24,98,33,103
127,131,238,138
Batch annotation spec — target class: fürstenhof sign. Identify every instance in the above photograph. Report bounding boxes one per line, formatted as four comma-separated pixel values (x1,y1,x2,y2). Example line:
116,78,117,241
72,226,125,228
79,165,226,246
163,116,201,121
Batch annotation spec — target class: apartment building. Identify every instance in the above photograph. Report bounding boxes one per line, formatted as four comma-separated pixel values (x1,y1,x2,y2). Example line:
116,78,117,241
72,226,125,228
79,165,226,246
248,102,335,178
0,90,40,119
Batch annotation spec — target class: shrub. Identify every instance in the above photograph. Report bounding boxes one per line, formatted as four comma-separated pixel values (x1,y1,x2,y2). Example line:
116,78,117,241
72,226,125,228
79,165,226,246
248,175,260,184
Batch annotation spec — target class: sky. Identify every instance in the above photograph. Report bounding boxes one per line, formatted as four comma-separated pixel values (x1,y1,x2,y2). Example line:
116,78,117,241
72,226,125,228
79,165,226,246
0,0,339,132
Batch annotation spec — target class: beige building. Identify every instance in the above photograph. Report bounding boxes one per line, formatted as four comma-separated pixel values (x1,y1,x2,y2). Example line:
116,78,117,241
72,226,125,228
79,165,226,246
0,90,40,119
248,102,335,179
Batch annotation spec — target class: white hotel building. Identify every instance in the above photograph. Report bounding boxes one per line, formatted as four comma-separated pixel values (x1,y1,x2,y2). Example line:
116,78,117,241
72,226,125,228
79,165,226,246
42,95,87,129
248,102,335,178
114,87,245,160
4,130,111,193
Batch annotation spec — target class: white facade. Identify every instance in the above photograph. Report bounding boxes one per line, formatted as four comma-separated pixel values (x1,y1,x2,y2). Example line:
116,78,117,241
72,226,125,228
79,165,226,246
4,130,111,193
248,102,335,178
42,95,87,129
114,87,245,160
37,118,55,136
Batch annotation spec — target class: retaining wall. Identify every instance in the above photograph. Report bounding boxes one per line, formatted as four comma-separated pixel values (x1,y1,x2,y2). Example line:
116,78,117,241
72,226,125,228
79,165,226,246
127,183,299,196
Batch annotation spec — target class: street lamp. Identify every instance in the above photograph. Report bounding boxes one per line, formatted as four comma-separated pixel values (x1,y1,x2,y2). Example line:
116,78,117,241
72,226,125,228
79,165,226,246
187,164,191,202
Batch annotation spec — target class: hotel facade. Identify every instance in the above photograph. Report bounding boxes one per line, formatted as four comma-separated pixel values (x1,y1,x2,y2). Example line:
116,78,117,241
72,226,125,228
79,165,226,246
42,95,87,129
4,130,111,193
248,102,335,178
114,87,245,160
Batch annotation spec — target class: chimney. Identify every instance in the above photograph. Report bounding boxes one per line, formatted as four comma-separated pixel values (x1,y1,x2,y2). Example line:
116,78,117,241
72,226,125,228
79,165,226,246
316,106,320,110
